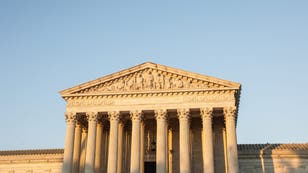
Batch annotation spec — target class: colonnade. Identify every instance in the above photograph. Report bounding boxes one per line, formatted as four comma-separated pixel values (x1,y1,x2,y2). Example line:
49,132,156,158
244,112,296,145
62,107,238,173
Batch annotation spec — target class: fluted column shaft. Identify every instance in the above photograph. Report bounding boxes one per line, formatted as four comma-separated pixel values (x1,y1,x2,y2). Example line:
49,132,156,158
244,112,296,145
107,111,120,173
177,109,191,173
140,121,145,173
201,108,214,173
73,122,82,173
62,112,76,173
79,127,88,173
85,112,98,173
103,131,109,173
224,107,239,173
95,121,103,173
155,109,168,173
168,129,173,173
117,121,124,173
130,110,143,173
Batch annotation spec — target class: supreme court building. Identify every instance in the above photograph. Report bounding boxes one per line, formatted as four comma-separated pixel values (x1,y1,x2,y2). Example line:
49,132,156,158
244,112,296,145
1,62,308,173
60,62,241,173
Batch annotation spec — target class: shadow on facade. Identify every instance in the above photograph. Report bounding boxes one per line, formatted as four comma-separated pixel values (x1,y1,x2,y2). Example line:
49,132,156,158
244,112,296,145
239,143,307,173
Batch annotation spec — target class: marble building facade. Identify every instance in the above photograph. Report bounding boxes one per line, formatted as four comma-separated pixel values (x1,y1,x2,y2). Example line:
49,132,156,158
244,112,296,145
0,62,307,173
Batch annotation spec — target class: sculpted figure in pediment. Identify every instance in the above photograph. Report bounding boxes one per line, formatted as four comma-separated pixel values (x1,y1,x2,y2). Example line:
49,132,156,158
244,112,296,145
157,73,165,89
144,71,154,89
136,74,144,90
125,76,135,91
116,79,125,90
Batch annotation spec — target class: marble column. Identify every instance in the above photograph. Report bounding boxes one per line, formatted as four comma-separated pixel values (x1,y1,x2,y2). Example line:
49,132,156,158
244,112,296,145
168,128,173,173
107,111,120,173
95,120,104,173
130,110,143,173
79,127,88,173
177,109,191,173
224,107,239,173
117,120,124,173
85,112,98,173
103,130,110,173
155,109,168,173
140,121,145,173
73,121,82,173
200,108,214,173
62,112,76,173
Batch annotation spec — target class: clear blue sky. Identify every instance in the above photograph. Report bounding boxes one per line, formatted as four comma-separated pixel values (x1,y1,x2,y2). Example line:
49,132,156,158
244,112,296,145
0,1,307,150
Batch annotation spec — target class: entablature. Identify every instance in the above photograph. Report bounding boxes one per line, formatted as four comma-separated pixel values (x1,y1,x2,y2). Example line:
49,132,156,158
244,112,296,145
65,90,237,113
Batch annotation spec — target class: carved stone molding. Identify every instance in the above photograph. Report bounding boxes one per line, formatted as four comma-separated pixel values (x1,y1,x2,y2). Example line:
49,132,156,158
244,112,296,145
224,106,237,120
82,127,88,133
108,111,120,121
96,120,104,126
65,112,76,124
65,91,235,109
177,108,190,121
75,121,82,128
86,112,98,122
130,110,143,121
154,109,167,120
200,107,213,120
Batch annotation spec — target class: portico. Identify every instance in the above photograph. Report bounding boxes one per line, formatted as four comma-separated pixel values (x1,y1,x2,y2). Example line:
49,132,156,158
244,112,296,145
60,62,241,173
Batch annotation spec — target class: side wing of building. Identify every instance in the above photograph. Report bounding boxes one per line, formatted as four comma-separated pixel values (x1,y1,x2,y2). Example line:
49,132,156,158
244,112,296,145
238,144,308,173
1,144,308,173
0,149,63,173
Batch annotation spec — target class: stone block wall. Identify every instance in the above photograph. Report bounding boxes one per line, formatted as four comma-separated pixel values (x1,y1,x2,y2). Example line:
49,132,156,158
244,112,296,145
0,149,63,173
238,144,308,173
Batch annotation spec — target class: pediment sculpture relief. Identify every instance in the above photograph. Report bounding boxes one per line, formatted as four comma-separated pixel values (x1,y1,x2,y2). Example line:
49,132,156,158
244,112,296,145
74,68,227,94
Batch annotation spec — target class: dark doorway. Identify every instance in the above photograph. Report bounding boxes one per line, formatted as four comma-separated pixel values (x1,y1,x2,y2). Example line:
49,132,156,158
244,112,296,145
144,162,156,173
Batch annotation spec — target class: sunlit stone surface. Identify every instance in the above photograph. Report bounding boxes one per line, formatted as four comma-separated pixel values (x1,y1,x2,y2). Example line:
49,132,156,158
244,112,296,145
1,63,307,173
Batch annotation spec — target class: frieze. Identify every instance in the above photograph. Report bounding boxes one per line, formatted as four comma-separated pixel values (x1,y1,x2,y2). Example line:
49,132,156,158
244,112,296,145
183,94,234,103
67,99,115,107
66,92,235,108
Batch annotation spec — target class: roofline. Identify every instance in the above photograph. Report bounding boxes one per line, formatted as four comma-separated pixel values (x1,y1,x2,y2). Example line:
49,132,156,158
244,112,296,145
59,62,241,96
61,88,240,98
0,149,64,156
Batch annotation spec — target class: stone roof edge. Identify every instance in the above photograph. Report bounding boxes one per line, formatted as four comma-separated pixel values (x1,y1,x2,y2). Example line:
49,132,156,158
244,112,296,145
238,143,308,153
0,149,64,156
59,62,241,96
61,88,239,98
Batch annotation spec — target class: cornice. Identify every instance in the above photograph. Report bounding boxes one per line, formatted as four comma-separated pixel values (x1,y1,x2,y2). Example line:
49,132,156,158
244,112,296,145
62,88,239,101
0,149,64,157
238,143,308,154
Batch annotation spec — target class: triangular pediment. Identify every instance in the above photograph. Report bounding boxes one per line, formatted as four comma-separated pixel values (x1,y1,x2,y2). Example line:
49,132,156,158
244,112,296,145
60,62,240,96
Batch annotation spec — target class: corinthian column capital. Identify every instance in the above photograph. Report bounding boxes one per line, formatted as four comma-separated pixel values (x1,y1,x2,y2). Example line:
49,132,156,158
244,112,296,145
154,109,167,120
200,107,213,120
65,112,76,124
224,106,237,120
177,108,190,121
130,110,143,121
86,112,98,122
108,111,120,122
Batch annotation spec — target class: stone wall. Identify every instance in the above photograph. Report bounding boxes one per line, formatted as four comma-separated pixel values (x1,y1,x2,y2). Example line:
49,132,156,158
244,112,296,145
0,149,63,173
238,144,308,173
